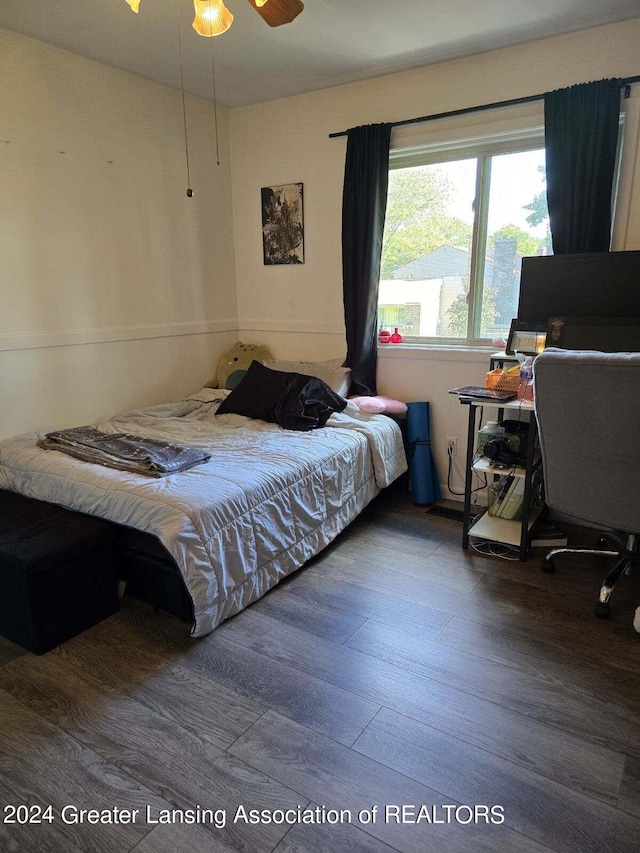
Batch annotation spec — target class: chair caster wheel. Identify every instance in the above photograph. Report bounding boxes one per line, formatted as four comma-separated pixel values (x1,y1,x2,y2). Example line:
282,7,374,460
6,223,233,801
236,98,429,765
594,601,611,619
541,557,555,573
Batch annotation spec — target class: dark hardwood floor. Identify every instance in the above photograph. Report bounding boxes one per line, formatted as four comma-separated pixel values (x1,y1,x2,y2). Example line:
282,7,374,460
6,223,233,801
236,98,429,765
1,493,639,853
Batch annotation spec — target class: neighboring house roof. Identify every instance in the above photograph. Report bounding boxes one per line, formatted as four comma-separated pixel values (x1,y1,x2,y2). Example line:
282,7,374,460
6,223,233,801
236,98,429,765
389,241,525,280
390,244,480,280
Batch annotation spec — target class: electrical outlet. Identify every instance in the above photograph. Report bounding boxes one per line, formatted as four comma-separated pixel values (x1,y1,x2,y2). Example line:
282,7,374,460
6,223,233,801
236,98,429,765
446,436,458,456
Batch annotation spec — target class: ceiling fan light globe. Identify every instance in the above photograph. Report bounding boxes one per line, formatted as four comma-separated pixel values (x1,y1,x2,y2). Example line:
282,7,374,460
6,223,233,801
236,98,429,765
192,0,234,37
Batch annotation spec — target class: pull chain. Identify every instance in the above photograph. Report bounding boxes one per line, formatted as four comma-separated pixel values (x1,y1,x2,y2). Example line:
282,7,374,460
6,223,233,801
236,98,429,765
210,38,221,166
175,0,193,197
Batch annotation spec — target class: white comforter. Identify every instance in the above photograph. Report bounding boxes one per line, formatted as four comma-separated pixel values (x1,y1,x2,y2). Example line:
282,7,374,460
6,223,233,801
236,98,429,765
0,390,407,636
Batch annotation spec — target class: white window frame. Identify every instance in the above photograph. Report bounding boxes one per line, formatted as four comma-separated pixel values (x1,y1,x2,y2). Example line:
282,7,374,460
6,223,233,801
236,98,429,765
385,127,546,346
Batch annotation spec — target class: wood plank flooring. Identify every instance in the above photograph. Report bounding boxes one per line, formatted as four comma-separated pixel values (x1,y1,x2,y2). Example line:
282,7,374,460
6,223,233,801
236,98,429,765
0,492,639,852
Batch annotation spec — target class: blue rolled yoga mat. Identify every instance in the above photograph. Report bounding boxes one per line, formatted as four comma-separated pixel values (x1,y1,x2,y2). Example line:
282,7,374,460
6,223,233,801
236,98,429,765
406,402,442,505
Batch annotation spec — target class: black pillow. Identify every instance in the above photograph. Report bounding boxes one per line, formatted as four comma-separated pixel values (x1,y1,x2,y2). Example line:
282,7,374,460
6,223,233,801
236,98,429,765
216,360,347,431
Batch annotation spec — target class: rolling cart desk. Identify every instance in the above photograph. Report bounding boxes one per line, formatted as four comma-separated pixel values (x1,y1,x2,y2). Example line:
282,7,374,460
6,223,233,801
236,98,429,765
460,396,543,561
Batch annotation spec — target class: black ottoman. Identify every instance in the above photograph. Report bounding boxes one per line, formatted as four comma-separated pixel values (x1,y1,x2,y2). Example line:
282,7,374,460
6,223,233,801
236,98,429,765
0,491,118,654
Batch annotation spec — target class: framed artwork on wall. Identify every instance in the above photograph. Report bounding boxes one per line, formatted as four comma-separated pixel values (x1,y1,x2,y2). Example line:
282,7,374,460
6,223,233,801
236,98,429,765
261,182,304,265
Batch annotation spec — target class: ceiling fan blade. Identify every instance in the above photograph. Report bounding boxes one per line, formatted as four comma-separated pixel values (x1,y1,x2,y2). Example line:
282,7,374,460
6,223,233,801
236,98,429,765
247,0,304,28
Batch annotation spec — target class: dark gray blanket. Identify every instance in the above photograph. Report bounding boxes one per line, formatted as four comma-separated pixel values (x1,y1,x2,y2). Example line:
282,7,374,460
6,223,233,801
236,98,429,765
37,426,211,477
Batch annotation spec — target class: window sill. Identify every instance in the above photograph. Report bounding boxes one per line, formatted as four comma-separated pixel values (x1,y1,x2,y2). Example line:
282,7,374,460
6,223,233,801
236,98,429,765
377,343,495,363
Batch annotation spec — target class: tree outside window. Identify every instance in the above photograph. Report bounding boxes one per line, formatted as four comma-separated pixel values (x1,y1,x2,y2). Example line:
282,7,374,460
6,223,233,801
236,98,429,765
379,139,551,342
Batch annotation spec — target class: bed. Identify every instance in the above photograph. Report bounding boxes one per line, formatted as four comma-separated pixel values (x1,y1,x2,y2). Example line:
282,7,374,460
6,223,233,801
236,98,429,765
0,388,407,637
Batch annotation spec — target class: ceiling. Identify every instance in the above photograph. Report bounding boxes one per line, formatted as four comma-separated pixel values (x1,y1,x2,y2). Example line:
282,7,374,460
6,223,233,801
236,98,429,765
1,1,639,107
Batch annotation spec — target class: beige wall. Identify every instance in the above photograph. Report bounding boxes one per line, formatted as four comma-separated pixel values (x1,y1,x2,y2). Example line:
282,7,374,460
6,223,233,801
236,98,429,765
3,20,640,496
229,18,640,496
0,28,238,438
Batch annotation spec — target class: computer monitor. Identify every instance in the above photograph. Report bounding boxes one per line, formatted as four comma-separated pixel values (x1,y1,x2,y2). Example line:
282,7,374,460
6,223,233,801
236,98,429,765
517,251,640,324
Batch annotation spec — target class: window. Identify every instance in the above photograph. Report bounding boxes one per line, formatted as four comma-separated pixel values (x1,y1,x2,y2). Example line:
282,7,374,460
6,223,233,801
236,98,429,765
379,130,552,344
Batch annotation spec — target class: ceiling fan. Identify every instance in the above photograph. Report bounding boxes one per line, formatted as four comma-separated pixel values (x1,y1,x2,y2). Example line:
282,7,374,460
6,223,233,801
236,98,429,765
124,0,304,35
122,0,305,191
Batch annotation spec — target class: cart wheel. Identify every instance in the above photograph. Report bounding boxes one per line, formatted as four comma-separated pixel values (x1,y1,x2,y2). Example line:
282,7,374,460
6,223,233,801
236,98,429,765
541,557,555,574
594,601,611,619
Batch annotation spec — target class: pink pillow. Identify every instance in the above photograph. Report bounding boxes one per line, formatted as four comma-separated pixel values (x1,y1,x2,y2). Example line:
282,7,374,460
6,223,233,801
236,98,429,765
349,395,408,415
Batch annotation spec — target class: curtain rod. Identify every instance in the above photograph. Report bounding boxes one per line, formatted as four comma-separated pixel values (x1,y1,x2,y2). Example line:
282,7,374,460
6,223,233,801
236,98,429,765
328,74,640,139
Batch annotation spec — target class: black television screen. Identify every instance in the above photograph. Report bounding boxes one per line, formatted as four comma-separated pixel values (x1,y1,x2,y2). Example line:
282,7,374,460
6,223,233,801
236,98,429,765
517,251,640,324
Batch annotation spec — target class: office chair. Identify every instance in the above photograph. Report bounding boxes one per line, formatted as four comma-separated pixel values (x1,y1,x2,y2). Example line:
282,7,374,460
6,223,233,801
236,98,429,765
533,348,640,619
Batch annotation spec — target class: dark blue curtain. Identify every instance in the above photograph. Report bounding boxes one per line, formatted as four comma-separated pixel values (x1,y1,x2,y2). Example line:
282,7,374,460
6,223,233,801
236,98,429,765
544,79,621,254
342,123,391,395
